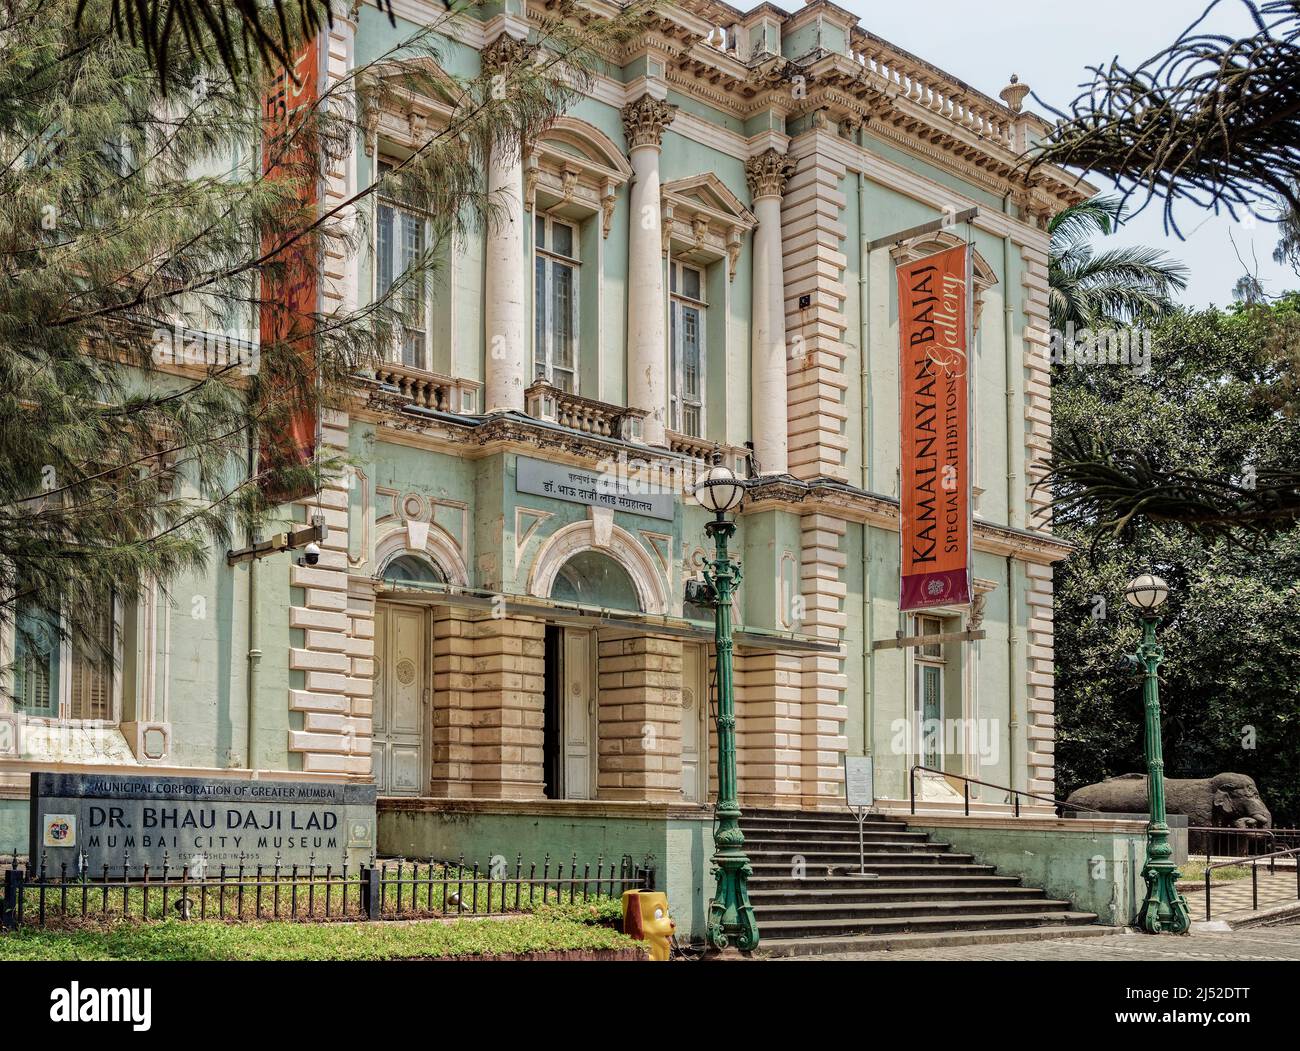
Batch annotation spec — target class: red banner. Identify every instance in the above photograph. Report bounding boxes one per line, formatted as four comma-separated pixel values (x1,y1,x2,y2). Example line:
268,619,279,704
257,34,322,503
897,244,972,612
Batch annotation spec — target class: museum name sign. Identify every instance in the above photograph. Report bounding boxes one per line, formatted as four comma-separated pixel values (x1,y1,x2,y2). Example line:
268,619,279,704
30,772,377,873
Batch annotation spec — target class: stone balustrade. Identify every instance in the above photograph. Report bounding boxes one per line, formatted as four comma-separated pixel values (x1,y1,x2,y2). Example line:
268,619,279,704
850,44,1018,149
372,362,481,415
525,381,647,440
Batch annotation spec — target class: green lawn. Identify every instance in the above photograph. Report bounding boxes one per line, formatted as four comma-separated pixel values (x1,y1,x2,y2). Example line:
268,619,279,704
0,913,642,961
1179,860,1252,884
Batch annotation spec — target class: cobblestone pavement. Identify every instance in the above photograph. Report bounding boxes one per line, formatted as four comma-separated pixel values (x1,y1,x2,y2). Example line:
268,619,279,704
1183,872,1300,921
780,925,1300,961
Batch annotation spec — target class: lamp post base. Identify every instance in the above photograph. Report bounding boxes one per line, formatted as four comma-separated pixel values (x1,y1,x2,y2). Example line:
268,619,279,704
1137,862,1191,934
706,850,759,952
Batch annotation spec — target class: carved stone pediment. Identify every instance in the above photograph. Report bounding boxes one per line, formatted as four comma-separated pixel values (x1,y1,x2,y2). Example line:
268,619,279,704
661,172,756,277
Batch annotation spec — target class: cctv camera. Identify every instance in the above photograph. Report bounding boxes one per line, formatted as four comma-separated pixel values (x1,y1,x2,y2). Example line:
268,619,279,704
302,541,320,566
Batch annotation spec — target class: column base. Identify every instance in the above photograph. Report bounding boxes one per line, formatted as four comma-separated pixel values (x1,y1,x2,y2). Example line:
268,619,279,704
706,848,760,951
1137,861,1191,934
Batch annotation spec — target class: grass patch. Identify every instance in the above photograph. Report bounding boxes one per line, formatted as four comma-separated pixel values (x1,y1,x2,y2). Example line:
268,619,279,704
0,915,642,961
1179,861,1252,883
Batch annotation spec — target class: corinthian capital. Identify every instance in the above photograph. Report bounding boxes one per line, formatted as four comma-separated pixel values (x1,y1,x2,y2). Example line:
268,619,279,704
621,95,676,150
481,32,533,76
745,149,797,200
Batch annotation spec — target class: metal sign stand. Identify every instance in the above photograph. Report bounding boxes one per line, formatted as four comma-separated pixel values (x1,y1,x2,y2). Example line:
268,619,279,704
844,756,878,879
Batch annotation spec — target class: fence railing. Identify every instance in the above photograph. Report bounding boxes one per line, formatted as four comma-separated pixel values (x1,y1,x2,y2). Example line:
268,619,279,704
908,765,1094,818
1203,846,1300,921
1189,826,1300,861
0,850,653,930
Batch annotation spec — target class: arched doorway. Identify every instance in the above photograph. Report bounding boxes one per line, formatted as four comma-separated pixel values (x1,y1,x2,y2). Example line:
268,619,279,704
374,553,446,795
543,550,643,800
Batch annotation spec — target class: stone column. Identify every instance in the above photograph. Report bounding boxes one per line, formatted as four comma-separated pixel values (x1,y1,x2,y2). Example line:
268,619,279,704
746,149,797,476
622,95,675,446
482,34,530,414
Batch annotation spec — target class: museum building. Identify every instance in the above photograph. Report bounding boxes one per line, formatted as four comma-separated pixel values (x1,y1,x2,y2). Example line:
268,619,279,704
1,1,1113,937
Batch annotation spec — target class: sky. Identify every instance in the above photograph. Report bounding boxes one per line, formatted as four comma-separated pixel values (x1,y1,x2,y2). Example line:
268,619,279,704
832,0,1296,308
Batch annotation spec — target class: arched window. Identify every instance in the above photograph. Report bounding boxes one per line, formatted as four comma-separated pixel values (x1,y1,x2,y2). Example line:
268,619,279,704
381,553,446,585
548,550,642,613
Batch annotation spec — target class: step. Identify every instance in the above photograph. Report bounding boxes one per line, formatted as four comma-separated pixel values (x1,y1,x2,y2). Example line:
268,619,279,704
749,860,998,877
759,924,1114,958
754,909,1099,940
747,848,971,864
752,898,1072,923
749,885,1044,906
739,825,930,841
739,816,906,833
749,873,1023,891
742,837,943,853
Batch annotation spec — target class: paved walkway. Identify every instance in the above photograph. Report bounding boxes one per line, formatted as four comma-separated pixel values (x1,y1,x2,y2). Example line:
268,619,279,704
780,925,1300,961
1183,871,1300,922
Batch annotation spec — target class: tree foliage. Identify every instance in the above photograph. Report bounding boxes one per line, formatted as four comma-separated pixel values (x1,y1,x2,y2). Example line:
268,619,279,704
1031,0,1300,235
1052,303,1300,825
1044,297,1300,542
1048,194,1188,331
0,0,641,667
78,0,394,82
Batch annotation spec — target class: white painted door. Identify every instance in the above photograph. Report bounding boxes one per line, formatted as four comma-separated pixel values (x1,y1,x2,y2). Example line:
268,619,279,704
681,643,709,802
561,628,596,800
373,604,426,795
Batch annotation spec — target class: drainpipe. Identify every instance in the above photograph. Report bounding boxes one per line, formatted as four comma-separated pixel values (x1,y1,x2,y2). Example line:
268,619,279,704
854,165,877,757
246,437,262,772
1002,193,1023,794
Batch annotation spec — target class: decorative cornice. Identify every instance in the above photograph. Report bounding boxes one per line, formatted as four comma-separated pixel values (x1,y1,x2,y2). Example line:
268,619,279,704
621,94,677,150
745,147,797,199
481,32,534,76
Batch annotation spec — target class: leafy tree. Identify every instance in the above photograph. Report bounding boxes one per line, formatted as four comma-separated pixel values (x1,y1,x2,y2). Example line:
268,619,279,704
1053,302,1300,826
0,0,638,670
1048,194,1187,331
1031,0,1300,538
77,0,393,82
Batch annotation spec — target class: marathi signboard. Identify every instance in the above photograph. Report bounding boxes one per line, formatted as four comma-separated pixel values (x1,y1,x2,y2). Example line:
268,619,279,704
257,34,323,504
30,772,376,874
897,244,973,612
516,456,675,521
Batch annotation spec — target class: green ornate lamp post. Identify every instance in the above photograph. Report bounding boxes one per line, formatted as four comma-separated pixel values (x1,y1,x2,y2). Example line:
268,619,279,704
1125,573,1191,935
693,449,759,952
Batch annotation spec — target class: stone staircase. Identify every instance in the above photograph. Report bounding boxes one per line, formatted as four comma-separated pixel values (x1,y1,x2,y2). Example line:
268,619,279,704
740,807,1104,957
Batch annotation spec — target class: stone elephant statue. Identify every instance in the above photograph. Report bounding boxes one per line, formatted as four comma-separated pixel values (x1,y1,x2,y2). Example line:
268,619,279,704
1065,772,1272,829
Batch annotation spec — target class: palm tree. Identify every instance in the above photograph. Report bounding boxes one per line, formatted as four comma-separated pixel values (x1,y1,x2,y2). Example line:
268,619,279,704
1048,194,1189,332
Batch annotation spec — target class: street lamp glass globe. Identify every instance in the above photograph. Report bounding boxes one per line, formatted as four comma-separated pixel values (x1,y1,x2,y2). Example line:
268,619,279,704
694,463,744,514
1125,573,1169,611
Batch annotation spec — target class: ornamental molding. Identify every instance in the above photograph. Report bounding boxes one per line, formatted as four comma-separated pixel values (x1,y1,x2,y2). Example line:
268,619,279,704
481,32,535,76
621,94,677,150
745,148,797,200
527,519,670,616
524,116,632,236
661,171,755,276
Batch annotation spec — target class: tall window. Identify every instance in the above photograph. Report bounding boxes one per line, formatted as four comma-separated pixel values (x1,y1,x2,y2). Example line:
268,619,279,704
915,614,945,769
534,216,578,393
376,160,427,370
669,261,705,437
12,592,116,721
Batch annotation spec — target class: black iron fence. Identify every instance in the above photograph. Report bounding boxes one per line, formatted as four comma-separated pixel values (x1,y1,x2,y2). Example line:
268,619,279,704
1189,826,1300,861
1,850,653,930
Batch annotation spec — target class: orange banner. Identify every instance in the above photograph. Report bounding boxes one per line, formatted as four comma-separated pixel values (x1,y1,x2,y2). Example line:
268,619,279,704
257,34,322,503
897,244,972,612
